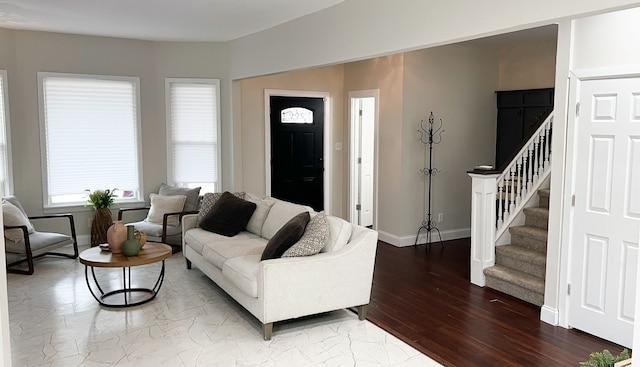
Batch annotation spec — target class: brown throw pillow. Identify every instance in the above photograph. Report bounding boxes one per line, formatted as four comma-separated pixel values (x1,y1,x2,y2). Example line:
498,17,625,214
199,191,257,237
260,212,310,261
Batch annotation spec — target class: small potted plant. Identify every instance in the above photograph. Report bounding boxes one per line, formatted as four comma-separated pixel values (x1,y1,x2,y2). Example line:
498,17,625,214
86,189,117,246
579,349,630,367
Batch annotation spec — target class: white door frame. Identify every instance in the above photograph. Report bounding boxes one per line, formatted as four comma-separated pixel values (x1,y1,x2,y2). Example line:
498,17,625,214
559,66,640,333
348,89,379,228
264,89,332,214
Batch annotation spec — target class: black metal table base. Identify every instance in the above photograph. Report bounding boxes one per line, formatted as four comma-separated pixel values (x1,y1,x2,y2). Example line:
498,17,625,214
84,261,166,308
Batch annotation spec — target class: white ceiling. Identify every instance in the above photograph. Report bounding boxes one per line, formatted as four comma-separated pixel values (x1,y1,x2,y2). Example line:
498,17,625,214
0,0,346,42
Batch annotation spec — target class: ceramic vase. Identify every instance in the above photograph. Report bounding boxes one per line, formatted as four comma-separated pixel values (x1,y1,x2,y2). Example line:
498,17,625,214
106,220,127,254
134,230,147,248
121,225,141,256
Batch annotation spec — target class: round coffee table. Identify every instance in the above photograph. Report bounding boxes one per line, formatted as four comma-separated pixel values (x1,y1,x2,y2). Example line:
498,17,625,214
79,242,172,307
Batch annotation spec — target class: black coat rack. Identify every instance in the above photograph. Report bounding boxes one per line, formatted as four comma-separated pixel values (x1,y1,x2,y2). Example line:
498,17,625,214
414,111,444,249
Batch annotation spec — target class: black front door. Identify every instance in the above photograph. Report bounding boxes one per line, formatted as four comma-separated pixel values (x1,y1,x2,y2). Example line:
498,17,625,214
270,96,324,210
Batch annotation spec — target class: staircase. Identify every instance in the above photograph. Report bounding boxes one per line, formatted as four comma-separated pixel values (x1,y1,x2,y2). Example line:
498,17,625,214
484,189,549,306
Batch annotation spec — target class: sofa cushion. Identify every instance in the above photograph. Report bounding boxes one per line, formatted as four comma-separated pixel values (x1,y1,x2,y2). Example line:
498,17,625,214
159,183,201,212
222,254,261,298
322,216,352,253
199,192,257,237
282,212,329,257
202,237,267,269
197,191,245,225
245,195,275,237
261,212,310,260
261,200,309,240
184,228,261,255
145,193,187,227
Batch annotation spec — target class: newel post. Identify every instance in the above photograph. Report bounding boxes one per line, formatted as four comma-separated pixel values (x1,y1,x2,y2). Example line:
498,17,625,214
468,171,499,286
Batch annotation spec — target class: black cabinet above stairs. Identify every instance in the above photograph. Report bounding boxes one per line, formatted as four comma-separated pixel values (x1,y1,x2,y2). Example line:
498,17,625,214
495,88,554,170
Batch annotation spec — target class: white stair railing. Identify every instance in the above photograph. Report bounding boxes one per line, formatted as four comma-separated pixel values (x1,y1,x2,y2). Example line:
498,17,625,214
495,114,553,238
468,113,553,286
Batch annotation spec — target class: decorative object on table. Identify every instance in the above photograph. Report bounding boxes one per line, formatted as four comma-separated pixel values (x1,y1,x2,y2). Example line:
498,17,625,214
134,229,147,248
414,111,445,249
106,220,127,254
579,349,630,367
121,225,141,256
86,188,117,247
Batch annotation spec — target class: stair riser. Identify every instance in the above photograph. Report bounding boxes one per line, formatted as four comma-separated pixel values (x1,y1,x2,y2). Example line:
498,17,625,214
485,275,544,306
510,233,547,252
524,214,548,230
538,192,549,209
495,253,546,279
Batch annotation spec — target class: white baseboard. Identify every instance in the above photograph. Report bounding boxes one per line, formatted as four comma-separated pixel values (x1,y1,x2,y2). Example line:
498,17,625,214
540,305,559,325
377,227,470,247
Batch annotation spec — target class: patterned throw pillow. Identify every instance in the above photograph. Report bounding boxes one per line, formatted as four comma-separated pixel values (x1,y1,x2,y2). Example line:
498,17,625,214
282,212,329,257
197,191,245,226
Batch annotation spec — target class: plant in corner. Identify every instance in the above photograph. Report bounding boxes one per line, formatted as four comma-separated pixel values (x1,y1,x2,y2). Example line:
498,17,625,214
86,189,118,246
579,349,630,367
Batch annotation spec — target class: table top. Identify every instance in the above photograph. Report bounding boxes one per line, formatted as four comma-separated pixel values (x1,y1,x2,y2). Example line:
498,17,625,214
79,243,172,268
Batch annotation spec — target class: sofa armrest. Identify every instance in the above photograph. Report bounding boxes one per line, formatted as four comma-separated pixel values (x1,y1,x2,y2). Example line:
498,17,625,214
258,227,378,323
182,213,198,232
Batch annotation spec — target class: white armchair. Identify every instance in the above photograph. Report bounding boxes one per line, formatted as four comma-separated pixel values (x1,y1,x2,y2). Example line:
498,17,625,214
118,184,201,251
3,196,79,275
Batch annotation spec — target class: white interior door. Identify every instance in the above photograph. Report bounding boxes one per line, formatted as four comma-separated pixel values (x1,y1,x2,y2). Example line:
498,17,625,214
569,76,640,348
349,91,377,228
359,97,375,227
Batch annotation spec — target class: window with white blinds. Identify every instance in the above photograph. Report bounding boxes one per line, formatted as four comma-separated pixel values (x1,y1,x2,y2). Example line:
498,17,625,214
0,70,12,196
38,72,142,207
166,78,220,194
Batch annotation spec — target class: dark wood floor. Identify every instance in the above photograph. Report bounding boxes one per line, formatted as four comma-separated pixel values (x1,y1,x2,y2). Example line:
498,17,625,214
365,238,626,367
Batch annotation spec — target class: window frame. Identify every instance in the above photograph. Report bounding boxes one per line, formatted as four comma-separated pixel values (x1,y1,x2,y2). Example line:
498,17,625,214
164,77,222,193
37,72,144,209
0,70,13,197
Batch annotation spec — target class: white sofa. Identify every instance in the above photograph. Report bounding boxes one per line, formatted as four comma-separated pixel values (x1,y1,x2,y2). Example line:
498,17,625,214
181,195,378,340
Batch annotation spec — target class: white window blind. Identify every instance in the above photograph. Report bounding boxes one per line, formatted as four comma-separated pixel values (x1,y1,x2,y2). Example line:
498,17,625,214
39,73,142,206
0,70,12,196
166,79,220,193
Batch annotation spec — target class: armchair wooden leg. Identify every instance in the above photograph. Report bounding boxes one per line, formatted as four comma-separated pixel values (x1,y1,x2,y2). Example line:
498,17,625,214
263,323,273,341
186,259,191,269
357,304,368,321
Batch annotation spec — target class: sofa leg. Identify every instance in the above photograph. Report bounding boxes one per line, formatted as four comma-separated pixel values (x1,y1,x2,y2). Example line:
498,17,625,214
263,323,273,341
186,259,191,269
357,304,368,321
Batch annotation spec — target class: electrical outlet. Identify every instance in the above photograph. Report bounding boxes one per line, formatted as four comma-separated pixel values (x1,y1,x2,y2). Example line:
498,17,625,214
437,213,444,223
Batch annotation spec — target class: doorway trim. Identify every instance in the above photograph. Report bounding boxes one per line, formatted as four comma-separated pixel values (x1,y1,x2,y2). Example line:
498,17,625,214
348,89,380,228
264,89,332,214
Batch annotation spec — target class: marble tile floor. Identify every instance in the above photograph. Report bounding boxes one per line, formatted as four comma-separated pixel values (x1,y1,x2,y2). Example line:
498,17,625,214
7,245,441,367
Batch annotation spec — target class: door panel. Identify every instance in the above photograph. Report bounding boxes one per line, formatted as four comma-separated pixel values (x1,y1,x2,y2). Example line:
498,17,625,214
270,96,324,210
570,77,640,348
349,96,376,227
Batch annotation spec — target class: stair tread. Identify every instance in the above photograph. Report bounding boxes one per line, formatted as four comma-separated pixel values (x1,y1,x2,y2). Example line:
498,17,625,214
484,265,545,294
509,225,547,239
538,189,550,197
496,245,546,265
523,207,549,216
